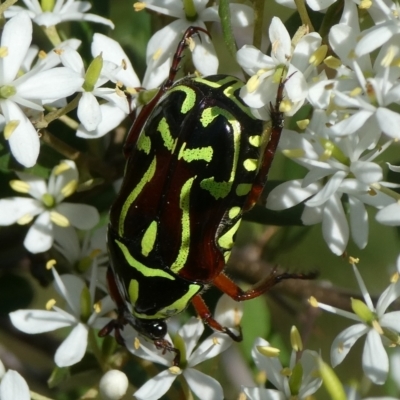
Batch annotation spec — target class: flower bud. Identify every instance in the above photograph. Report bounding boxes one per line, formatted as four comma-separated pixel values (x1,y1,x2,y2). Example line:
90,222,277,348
99,370,129,400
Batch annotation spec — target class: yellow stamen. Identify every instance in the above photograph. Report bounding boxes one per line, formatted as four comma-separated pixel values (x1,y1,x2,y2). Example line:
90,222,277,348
212,337,220,345
61,179,77,198
39,50,47,59
372,319,384,335
134,337,140,349
9,180,30,193
257,346,280,357
169,366,181,375
349,256,359,264
359,0,372,9
309,45,328,67
53,161,71,175
152,48,162,61
133,2,146,11
391,272,399,284
50,211,70,227
46,259,57,270
4,120,19,139
0,46,8,58
290,326,303,352
308,296,319,307
17,214,34,225
324,55,342,69
296,119,309,130
93,301,101,313
46,299,56,310
282,148,305,158
280,367,292,377
279,98,292,113
246,75,260,93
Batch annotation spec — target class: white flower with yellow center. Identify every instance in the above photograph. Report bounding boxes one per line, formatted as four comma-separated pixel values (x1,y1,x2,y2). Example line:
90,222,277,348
0,160,99,253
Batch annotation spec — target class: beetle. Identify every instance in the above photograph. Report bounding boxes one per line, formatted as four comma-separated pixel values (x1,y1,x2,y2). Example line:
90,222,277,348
100,26,312,365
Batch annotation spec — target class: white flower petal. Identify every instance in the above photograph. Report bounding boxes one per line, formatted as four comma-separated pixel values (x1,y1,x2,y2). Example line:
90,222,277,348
269,17,291,64
380,311,400,332
0,197,41,225
192,35,219,76
306,171,346,207
349,196,368,249
59,46,85,75
134,369,177,400
24,211,53,253
76,103,127,139
0,12,32,84
0,370,30,400
242,386,286,400
56,203,99,229
330,111,373,136
1,99,40,167
376,202,400,226
322,194,349,255
376,107,400,139
9,309,74,333
78,92,102,131
54,323,88,367
184,368,223,400
179,318,204,357
301,205,323,225
363,329,388,385
266,180,319,210
330,323,368,367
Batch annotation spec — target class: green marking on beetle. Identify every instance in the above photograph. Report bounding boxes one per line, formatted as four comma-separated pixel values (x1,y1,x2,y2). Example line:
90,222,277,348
236,183,252,196
223,250,232,263
249,135,261,147
141,220,158,257
199,107,241,199
218,219,241,250
157,117,175,151
128,279,139,304
168,85,196,114
119,157,157,236
193,75,234,88
137,132,151,154
171,177,195,273
115,239,175,280
178,142,213,162
223,80,256,119
243,158,258,171
132,283,202,319
228,206,241,219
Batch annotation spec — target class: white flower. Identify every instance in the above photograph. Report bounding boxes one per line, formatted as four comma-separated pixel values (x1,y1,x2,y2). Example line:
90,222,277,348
311,257,400,385
5,0,114,29
75,33,142,139
53,225,108,291
242,333,322,400
0,12,84,167
236,17,322,119
266,110,396,255
135,0,254,82
0,369,30,400
9,263,114,367
274,0,336,11
99,370,129,400
0,160,99,253
127,317,232,400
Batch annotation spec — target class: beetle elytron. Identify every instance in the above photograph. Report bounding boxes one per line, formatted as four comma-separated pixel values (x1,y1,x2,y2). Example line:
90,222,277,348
100,27,311,364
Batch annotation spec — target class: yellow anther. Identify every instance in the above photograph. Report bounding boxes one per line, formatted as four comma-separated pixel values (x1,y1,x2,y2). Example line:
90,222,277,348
324,55,342,69
359,0,372,9
296,119,309,130
308,296,319,307
134,337,140,349
50,211,70,227
381,45,397,67
254,370,267,385
246,75,260,93
390,272,399,284
17,214,34,225
93,301,102,313
53,161,71,175
0,46,8,58
309,45,328,67
126,87,138,95
9,180,30,193
152,48,162,61
279,98,292,113
46,259,57,270
39,50,47,59
169,366,181,375
90,248,102,258
350,87,362,97
187,36,196,52
372,319,384,335
257,345,280,357
61,179,78,198
282,149,305,158
4,120,19,139
53,49,63,55
348,256,360,264
280,367,292,377
212,336,220,345
46,299,56,310
134,2,146,11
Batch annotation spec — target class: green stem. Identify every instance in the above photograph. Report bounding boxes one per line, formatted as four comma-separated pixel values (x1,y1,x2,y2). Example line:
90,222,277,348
218,0,237,57
252,0,265,49
43,25,62,47
0,0,18,15
294,0,315,32
88,327,106,372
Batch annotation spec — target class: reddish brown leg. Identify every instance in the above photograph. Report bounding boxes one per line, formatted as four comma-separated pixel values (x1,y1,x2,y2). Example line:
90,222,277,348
243,74,291,211
123,26,210,157
191,294,242,341
213,270,316,301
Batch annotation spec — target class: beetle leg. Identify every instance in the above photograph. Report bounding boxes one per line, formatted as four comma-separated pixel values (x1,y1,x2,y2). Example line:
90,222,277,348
213,270,317,301
191,294,243,341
